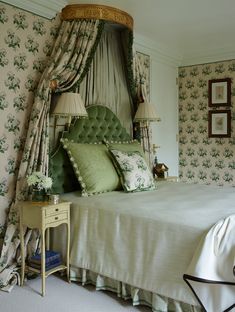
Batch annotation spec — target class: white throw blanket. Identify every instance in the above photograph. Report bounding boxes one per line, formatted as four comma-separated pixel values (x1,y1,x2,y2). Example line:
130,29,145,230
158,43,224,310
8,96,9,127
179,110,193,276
184,215,235,312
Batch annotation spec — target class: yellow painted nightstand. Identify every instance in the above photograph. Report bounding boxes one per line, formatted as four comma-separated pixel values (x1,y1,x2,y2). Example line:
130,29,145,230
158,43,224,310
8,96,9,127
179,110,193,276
19,201,71,296
156,176,178,182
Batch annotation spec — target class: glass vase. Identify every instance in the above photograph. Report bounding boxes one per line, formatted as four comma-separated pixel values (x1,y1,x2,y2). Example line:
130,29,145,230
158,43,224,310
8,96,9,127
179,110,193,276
32,189,46,202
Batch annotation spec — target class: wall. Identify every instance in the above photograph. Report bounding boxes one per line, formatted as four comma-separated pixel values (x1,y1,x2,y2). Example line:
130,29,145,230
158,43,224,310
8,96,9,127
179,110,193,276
0,2,60,241
178,60,235,186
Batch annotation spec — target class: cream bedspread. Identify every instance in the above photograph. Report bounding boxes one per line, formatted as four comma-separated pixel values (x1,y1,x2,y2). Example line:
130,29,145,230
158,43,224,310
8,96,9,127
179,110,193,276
53,182,235,307
184,214,235,311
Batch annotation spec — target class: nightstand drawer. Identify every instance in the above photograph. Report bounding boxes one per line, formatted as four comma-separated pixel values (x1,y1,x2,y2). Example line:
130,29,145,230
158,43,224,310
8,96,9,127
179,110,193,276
45,205,68,216
45,212,68,225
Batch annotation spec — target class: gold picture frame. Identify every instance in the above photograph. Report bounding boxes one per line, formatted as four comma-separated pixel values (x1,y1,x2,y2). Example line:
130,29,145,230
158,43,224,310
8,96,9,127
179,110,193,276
208,78,231,107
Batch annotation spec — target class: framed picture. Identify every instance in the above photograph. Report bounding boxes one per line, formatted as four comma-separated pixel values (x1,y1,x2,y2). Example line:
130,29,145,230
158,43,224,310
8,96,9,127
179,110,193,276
208,110,231,138
208,78,231,107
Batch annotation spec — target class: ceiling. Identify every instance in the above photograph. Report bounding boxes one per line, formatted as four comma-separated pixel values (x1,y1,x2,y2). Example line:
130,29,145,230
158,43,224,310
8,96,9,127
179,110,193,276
4,0,235,66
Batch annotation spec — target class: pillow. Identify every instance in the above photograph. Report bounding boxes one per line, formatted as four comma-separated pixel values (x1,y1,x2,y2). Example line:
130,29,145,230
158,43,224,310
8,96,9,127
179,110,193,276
61,139,121,196
104,140,146,158
109,149,156,192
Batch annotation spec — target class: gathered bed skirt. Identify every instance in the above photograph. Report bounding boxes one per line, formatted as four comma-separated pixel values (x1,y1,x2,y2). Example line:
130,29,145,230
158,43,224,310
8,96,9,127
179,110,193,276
70,266,201,312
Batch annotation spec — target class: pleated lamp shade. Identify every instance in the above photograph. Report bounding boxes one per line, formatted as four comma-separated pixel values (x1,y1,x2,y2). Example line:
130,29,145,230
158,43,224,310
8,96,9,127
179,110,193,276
134,101,160,122
53,93,87,118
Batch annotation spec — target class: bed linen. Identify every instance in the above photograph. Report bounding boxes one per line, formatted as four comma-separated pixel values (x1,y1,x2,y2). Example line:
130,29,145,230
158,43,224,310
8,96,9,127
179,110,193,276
184,214,235,312
52,182,235,309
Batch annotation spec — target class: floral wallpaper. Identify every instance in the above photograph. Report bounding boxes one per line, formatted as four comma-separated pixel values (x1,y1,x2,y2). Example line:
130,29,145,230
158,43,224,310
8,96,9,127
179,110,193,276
0,3,59,244
178,60,235,186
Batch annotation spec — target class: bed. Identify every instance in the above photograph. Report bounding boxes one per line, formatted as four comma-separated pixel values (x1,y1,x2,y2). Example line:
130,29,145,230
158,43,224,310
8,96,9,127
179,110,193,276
50,105,235,312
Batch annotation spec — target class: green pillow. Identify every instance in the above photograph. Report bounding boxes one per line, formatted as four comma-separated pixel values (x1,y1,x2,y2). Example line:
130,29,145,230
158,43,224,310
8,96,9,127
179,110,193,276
109,149,156,192
61,139,121,196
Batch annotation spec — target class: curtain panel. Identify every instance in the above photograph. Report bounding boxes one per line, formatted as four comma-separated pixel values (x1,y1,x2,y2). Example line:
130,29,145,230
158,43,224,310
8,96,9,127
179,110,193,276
132,48,152,161
132,48,149,104
79,25,133,133
120,29,153,160
0,18,104,291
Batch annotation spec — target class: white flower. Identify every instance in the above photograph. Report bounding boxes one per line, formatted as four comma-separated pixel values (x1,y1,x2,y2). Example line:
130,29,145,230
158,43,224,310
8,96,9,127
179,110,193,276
27,171,52,190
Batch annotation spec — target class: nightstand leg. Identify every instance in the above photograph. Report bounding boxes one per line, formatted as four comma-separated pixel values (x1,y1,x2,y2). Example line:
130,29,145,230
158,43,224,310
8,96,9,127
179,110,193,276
20,213,25,286
41,228,46,296
46,228,50,250
66,222,70,283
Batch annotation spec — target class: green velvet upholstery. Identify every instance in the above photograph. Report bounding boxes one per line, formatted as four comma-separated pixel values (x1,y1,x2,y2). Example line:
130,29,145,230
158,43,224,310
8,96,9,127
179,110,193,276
50,105,130,194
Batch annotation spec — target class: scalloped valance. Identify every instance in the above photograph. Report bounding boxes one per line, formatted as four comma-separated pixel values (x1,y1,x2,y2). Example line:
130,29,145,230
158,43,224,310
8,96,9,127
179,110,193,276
61,4,133,30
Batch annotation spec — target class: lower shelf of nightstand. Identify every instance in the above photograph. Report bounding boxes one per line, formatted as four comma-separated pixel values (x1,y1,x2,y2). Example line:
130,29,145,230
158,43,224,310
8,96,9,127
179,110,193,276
26,264,67,278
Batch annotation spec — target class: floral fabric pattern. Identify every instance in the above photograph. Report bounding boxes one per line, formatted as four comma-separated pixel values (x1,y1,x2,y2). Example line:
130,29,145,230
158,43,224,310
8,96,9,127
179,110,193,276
0,3,60,285
178,60,235,186
132,51,153,164
110,149,155,192
0,2,103,291
134,51,150,103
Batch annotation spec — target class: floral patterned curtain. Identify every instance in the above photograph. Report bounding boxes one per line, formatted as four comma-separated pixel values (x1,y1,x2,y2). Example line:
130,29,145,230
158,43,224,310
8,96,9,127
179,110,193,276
132,48,150,104
0,18,104,291
117,30,152,162
132,48,152,163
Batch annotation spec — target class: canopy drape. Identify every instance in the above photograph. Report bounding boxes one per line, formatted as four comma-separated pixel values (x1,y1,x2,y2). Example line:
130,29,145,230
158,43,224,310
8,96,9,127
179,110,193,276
133,48,149,104
0,7,150,291
0,18,104,291
132,48,152,160
79,25,133,133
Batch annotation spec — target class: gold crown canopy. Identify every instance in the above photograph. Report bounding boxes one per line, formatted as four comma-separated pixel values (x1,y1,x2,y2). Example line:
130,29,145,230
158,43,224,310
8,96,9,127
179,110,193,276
61,4,133,30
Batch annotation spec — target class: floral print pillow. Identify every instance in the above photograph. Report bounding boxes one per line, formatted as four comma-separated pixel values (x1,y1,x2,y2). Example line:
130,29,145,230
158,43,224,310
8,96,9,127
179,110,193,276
110,149,156,192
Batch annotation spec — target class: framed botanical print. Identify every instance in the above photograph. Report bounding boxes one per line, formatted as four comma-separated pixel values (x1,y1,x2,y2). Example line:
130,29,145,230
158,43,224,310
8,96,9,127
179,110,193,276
208,110,231,138
208,78,231,107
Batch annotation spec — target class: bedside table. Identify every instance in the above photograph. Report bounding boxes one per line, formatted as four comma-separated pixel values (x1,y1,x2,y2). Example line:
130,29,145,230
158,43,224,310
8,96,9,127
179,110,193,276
156,176,178,182
19,201,71,296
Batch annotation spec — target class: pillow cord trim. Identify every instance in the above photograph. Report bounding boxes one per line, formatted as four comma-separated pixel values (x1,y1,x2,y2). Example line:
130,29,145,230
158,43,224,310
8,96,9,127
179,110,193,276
109,149,156,193
61,138,89,197
50,105,131,194
61,138,122,196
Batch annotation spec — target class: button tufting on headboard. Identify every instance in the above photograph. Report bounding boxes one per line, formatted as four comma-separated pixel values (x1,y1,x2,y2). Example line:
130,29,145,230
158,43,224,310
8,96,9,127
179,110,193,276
50,105,131,194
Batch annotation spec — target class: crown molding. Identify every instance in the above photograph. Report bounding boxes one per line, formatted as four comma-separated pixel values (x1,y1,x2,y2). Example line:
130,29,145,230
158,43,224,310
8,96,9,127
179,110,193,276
181,46,235,66
1,0,68,19
134,34,235,67
134,33,182,67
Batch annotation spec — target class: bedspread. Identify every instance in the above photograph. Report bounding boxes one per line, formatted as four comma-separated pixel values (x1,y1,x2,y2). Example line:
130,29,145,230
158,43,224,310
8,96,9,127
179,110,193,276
184,214,235,311
52,182,235,307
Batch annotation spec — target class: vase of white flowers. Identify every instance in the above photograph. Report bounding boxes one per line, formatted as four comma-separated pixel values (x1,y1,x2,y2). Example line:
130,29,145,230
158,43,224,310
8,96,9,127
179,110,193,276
27,171,53,201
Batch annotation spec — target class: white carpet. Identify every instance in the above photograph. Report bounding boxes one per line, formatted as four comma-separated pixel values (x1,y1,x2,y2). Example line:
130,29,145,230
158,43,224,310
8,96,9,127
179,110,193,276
0,275,151,312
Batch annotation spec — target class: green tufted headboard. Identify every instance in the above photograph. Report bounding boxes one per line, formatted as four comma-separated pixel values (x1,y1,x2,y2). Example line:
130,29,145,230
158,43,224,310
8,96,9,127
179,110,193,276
50,105,131,194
